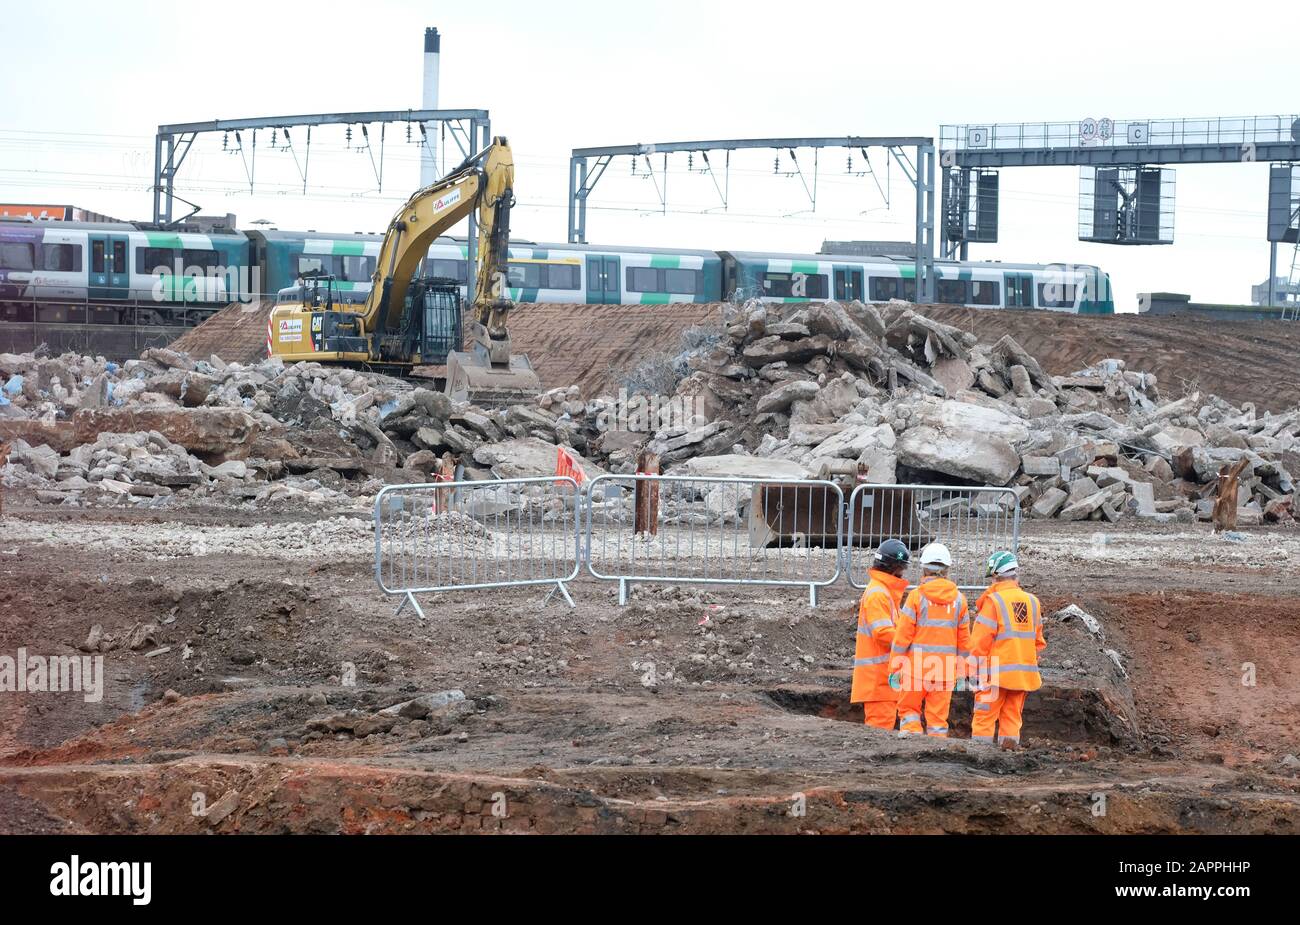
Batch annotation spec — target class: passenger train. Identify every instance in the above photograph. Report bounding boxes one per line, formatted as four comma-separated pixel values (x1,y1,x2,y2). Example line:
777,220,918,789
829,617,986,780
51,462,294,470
0,218,1115,324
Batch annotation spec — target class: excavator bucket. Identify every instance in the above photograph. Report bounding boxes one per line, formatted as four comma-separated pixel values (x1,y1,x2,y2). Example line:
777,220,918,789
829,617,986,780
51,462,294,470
844,486,933,549
747,482,843,549
444,349,541,408
747,482,932,549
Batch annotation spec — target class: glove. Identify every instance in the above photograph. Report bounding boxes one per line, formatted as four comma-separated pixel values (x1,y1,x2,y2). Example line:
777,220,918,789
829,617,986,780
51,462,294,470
888,672,901,691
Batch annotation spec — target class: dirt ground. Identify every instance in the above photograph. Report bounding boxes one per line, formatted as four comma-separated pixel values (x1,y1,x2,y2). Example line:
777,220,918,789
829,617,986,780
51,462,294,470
924,306,1300,413
2,492,1299,834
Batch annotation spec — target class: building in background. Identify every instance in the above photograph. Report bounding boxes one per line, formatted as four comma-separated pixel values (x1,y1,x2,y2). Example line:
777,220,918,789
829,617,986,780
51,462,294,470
1251,277,1300,306
0,204,121,223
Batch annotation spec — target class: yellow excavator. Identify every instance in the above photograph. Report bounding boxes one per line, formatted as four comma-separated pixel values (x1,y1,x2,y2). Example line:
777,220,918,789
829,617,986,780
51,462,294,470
267,136,540,405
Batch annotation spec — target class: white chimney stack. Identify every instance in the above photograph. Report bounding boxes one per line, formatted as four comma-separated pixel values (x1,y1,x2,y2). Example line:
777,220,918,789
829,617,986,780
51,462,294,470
420,26,441,187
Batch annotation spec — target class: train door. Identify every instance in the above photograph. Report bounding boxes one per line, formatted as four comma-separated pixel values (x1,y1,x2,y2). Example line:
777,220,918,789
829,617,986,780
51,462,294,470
1003,272,1033,309
585,257,602,303
88,233,130,300
834,267,864,301
585,256,620,304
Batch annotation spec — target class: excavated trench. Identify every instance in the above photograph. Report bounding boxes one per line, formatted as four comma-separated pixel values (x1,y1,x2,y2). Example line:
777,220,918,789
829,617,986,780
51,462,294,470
764,684,1139,746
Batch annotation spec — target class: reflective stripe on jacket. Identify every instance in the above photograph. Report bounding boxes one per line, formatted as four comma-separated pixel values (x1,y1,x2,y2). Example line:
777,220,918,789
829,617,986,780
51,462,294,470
970,580,1046,692
850,568,909,703
889,577,971,686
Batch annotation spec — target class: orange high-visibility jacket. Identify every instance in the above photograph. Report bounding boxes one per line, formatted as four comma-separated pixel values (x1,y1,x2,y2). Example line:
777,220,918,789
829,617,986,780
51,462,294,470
890,577,971,686
970,579,1046,691
850,568,909,703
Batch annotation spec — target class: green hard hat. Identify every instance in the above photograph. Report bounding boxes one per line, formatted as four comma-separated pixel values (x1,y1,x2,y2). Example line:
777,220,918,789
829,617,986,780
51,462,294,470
986,550,1019,577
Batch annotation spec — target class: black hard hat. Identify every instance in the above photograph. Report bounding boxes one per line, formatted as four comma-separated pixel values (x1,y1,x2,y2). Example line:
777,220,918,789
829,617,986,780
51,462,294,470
873,539,911,566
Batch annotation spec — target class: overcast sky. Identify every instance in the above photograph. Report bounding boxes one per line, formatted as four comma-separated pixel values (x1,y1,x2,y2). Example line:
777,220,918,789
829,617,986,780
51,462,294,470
2,0,1297,311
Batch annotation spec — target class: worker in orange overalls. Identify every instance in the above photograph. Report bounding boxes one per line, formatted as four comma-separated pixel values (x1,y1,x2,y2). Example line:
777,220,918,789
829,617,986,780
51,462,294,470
969,551,1046,748
849,539,911,730
890,542,971,737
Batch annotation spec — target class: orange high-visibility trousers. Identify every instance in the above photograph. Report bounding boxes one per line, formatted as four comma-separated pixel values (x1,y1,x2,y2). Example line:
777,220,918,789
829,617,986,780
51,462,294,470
971,686,1027,744
896,685,954,737
863,700,897,730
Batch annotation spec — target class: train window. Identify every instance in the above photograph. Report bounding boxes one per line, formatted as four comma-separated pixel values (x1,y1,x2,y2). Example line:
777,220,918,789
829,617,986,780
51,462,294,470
869,276,899,301
91,240,105,274
664,268,699,294
545,264,580,290
295,255,329,277
182,249,221,270
137,247,175,274
112,240,126,272
40,243,79,272
971,280,999,305
429,258,468,283
507,262,542,289
1037,282,1077,308
626,267,657,292
937,279,969,304
340,255,374,282
0,243,35,271
901,278,917,301
760,272,827,299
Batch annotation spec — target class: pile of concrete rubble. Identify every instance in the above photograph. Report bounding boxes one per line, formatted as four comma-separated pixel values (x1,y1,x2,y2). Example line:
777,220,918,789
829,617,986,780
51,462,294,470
597,299,1298,526
1,298,1297,526
0,344,608,509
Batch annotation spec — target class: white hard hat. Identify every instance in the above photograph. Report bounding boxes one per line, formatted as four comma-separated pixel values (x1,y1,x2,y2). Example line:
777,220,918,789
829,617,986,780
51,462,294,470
919,542,952,569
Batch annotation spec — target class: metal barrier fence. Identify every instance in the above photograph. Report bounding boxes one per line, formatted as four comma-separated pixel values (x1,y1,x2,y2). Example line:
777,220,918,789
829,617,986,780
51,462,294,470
372,476,1022,613
374,476,581,618
584,475,844,605
845,483,1021,591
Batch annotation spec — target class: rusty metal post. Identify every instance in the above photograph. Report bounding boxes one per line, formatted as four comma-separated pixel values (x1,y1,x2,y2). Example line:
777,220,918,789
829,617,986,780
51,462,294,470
431,452,456,515
634,450,660,537
1212,457,1250,533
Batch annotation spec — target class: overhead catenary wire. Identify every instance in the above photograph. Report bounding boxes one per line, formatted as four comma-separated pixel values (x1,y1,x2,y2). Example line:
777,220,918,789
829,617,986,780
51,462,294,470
0,126,1275,245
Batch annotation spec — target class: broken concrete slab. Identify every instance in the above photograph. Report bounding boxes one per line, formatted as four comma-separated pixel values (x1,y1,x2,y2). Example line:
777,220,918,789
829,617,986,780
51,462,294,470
1031,487,1069,518
0,407,258,456
471,437,605,481
809,423,895,460
674,455,810,481
1022,456,1062,478
755,379,820,415
896,425,1021,486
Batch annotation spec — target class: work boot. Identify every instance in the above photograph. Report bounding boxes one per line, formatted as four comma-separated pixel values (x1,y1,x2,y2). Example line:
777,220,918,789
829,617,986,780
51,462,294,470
999,738,1021,752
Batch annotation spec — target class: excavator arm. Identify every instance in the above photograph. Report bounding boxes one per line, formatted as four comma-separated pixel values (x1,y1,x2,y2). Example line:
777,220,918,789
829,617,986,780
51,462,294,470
368,138,513,338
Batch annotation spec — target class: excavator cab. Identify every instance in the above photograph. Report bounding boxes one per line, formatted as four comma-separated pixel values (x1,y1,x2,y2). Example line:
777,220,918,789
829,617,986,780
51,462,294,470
377,276,463,366
301,271,336,309
417,279,462,363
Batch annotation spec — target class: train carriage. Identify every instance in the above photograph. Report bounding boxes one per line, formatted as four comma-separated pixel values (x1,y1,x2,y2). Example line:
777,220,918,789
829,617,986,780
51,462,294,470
5,217,1114,324
720,250,1114,313
269,238,724,308
251,229,383,306
126,230,252,308
0,220,253,324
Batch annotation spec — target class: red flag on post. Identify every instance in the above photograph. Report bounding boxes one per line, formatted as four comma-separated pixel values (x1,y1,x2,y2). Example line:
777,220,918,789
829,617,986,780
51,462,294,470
556,447,586,486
